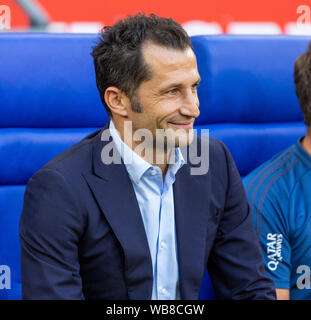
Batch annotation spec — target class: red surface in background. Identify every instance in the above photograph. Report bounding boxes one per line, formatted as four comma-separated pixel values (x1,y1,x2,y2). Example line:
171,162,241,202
2,0,305,31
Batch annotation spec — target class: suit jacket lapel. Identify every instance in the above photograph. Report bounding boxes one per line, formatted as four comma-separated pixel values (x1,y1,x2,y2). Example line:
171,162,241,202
84,125,211,300
173,163,210,300
83,123,153,300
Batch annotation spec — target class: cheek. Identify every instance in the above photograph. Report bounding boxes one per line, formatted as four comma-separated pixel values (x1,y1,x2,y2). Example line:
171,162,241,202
162,97,181,110
157,99,180,120
139,97,179,129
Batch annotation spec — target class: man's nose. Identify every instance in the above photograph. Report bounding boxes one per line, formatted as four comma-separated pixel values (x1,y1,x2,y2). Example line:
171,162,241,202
179,90,200,118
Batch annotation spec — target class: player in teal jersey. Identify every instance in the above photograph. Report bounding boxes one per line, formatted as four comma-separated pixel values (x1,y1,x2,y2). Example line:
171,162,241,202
243,43,311,300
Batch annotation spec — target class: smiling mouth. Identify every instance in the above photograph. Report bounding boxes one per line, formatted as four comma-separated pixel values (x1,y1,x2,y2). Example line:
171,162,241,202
168,121,194,130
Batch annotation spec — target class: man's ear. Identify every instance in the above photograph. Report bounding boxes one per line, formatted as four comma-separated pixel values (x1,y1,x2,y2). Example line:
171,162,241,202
104,87,129,117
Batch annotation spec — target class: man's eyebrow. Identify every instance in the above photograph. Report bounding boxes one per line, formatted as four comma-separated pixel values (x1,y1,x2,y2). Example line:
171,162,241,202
159,77,201,93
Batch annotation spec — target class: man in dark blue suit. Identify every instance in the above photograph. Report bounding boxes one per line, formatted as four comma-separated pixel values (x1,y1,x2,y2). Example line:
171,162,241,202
19,13,276,300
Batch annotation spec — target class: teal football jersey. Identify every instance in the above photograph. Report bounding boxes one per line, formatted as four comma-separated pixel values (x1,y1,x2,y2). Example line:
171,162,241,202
243,138,311,299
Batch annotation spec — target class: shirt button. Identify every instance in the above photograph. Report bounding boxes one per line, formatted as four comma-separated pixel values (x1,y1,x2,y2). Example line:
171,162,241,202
161,287,167,295
160,241,166,249
150,169,157,176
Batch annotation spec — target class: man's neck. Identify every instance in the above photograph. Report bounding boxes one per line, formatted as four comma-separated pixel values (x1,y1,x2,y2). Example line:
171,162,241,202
301,127,311,156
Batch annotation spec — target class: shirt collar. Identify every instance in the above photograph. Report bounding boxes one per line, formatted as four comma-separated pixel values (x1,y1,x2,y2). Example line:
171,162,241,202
109,120,185,184
168,147,185,177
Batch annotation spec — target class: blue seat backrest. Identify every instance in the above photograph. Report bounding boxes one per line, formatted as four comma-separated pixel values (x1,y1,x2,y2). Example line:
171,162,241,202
0,33,309,300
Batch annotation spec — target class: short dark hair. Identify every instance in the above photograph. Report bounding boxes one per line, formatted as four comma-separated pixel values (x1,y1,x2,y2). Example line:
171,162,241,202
91,13,193,117
294,42,311,126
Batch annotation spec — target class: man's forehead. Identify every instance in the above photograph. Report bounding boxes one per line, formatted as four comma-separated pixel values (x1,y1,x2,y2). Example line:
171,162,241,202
142,42,197,71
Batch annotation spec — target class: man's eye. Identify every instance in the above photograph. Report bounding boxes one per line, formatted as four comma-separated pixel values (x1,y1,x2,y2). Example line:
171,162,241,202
167,88,178,95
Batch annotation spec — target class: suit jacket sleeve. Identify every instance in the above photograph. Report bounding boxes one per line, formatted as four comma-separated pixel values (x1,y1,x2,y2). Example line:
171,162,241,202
19,168,85,300
207,141,276,300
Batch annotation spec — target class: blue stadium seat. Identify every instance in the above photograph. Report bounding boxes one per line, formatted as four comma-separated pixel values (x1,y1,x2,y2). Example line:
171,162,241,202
0,33,309,300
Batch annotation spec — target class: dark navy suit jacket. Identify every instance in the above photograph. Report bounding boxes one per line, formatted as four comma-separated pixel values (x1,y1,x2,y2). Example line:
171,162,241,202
19,122,276,300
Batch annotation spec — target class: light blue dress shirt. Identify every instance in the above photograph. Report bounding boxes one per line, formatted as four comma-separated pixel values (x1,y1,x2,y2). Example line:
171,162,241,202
109,120,184,300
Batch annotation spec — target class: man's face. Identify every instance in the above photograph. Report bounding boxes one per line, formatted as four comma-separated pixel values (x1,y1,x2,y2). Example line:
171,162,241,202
126,42,201,148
